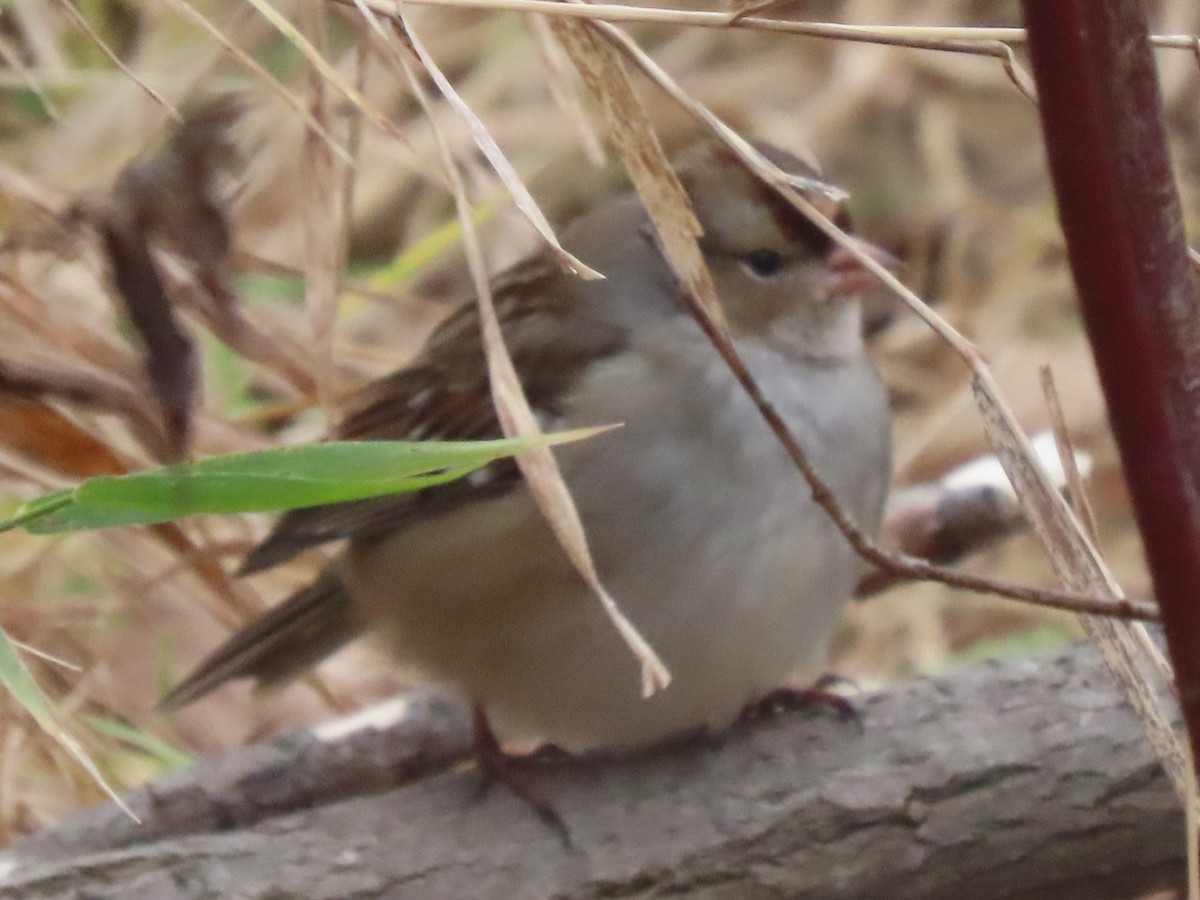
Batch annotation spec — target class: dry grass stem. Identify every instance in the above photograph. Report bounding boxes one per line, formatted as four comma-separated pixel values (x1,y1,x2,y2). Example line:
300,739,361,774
0,162,64,216
1040,366,1187,812
975,366,1190,804
1040,366,1098,542
8,641,80,673
393,11,602,280
390,10,670,696
298,4,347,411
336,35,369,395
337,0,1199,51
246,0,396,143
163,0,355,166
51,0,180,119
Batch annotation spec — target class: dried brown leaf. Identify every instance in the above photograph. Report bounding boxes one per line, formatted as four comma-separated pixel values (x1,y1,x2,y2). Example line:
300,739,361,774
973,368,1189,804
94,212,195,460
526,14,605,167
1046,361,1198,893
549,14,729,337
1040,365,1098,542
0,399,125,479
73,97,249,459
390,15,670,696
0,360,165,460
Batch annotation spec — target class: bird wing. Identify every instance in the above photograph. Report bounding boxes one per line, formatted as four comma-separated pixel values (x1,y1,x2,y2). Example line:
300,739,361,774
238,254,628,575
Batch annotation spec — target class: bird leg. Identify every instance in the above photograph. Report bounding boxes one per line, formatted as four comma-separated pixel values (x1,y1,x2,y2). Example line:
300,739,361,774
471,703,570,841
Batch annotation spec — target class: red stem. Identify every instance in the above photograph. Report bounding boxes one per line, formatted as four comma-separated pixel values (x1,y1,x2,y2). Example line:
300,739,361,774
1023,4,1200,773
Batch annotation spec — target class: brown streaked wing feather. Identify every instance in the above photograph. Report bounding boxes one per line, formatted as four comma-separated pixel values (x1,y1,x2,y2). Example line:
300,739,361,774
238,253,628,576
158,572,357,709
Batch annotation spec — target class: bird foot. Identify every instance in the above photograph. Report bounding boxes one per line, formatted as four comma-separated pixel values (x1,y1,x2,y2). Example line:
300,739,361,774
471,705,572,843
738,674,861,725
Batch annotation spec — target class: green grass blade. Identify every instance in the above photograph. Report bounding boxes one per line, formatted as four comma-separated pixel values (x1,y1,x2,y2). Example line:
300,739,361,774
84,714,193,772
0,491,73,531
368,201,498,290
0,429,611,535
0,627,137,820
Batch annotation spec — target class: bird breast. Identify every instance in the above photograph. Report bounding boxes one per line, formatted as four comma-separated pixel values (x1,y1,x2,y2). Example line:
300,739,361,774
342,321,890,750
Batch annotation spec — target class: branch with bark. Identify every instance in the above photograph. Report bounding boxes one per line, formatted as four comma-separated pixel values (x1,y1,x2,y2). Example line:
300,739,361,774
0,643,1182,900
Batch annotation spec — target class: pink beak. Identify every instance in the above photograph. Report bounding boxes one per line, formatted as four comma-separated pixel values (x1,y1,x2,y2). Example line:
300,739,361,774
825,236,900,302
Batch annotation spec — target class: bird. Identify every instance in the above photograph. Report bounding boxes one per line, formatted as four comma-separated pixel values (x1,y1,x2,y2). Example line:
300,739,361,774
161,139,893,772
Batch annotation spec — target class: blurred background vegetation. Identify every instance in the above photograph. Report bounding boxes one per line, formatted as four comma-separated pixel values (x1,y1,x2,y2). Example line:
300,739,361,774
0,0,1197,844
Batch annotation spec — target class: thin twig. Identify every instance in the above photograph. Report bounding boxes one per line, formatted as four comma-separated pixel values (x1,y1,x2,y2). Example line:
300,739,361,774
688,305,1158,621
582,19,1159,623
352,0,1162,628
332,0,1198,50
51,0,180,119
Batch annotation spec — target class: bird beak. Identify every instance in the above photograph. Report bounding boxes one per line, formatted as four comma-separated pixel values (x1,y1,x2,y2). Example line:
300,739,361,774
824,236,900,303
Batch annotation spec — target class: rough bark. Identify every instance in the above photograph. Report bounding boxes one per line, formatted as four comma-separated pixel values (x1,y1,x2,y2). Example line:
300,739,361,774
0,644,1183,900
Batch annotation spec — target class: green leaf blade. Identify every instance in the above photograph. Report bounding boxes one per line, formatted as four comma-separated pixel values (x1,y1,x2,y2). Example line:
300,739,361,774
0,429,612,534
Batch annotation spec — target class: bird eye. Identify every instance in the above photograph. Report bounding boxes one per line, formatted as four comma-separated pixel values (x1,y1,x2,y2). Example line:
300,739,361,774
742,249,786,279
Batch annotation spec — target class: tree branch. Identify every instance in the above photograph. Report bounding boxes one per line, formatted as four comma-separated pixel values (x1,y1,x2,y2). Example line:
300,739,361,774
1,644,1183,899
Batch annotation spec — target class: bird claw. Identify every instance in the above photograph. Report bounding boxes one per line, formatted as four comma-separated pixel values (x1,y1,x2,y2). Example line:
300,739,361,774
738,675,861,726
471,705,572,844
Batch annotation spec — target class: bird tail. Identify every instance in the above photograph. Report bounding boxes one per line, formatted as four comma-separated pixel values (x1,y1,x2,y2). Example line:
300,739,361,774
158,572,362,711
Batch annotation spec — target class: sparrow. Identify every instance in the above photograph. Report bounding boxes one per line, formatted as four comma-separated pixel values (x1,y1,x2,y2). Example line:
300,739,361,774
161,140,893,761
